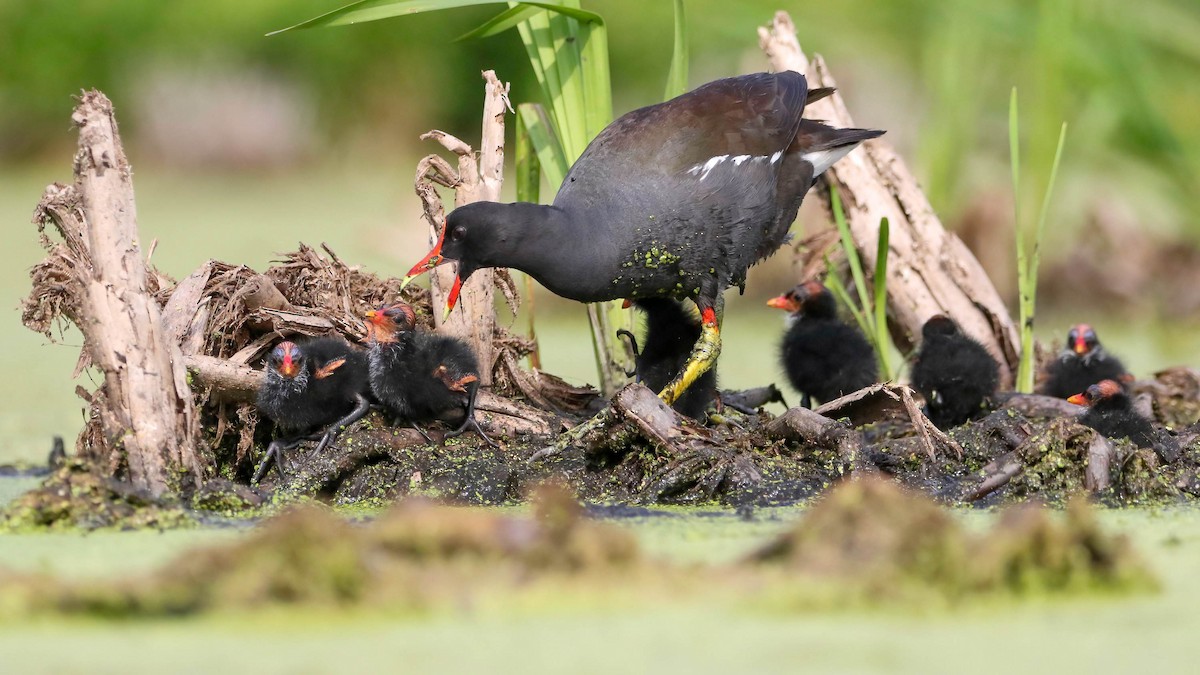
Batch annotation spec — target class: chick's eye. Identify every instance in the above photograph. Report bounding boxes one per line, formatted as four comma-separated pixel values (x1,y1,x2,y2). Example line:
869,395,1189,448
450,226,466,242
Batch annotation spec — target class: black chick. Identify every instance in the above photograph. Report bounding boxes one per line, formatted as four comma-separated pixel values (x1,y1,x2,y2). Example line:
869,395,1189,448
911,315,999,430
616,298,716,420
1040,323,1131,398
1070,379,1178,463
365,303,494,446
767,280,878,408
253,337,372,483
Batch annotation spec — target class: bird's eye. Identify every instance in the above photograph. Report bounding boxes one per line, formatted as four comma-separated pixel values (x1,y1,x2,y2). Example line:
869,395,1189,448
450,226,466,242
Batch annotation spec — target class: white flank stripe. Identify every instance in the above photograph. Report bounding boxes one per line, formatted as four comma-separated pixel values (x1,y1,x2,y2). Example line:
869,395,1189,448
801,145,856,177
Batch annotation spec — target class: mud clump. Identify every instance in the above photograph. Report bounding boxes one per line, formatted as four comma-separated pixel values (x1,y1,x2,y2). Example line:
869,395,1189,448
748,477,1155,604
0,459,191,531
14,483,640,617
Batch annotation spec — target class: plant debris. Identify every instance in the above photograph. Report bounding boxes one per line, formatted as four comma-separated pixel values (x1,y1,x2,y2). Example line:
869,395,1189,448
747,476,1155,604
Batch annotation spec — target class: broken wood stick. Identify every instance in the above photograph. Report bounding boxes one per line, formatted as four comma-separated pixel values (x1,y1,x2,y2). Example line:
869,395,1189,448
414,70,511,385
758,11,1020,387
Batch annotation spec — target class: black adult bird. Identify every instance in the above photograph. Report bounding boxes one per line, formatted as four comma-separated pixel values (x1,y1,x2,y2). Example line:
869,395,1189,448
364,303,494,446
617,298,716,420
400,72,883,406
911,315,1000,430
766,280,878,408
253,338,372,483
1040,323,1131,399
1069,379,1178,463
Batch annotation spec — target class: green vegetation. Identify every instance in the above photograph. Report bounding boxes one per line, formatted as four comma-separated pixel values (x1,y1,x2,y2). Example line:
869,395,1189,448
1009,88,1068,393
824,186,896,380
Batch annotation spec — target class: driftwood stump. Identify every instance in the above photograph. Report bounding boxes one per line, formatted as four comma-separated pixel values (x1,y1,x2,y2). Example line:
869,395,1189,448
414,70,511,385
758,11,1021,387
37,91,202,496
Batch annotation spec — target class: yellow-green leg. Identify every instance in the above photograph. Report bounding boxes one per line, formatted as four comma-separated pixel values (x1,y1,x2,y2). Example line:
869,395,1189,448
659,302,722,405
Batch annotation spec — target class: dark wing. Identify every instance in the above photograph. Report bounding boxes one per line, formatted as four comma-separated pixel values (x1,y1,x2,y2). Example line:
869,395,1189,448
555,71,809,211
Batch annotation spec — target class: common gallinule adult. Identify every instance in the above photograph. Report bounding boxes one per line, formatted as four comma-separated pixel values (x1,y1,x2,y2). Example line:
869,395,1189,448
253,338,372,483
767,280,878,408
365,303,495,446
1069,379,1178,463
617,298,716,420
401,71,883,407
911,315,1000,430
1040,324,1131,398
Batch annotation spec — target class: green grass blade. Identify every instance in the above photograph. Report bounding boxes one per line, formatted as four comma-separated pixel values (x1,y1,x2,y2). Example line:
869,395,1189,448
271,0,606,34
576,15,611,140
547,12,586,158
456,4,541,41
515,109,541,204
270,0,506,35
516,103,569,188
830,186,874,336
663,0,688,100
873,217,892,380
822,258,869,337
1031,122,1068,273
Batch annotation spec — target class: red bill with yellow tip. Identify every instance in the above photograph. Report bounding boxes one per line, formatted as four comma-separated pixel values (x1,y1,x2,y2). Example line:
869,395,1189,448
400,222,450,290
1067,393,1087,405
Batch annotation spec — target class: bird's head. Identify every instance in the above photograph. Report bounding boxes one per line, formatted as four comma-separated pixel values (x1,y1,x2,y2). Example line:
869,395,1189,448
767,279,834,316
1067,378,1123,406
267,341,303,379
922,314,960,339
364,303,417,343
1066,324,1099,356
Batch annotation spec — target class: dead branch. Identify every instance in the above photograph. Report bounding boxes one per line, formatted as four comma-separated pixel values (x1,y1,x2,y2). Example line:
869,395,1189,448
814,383,962,460
69,91,202,495
186,355,263,403
965,452,1023,502
415,70,511,386
758,11,1020,387
766,405,864,468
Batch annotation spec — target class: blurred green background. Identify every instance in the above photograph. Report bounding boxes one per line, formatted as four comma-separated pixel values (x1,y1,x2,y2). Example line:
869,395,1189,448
2,0,1198,463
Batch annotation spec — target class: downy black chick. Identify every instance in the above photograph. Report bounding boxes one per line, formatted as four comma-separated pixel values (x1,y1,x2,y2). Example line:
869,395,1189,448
253,337,372,483
1069,379,1178,463
365,302,494,446
767,280,878,408
1040,323,1131,398
911,315,999,430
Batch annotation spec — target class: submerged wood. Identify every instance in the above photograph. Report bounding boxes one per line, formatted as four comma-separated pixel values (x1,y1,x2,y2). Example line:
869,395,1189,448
757,11,1021,387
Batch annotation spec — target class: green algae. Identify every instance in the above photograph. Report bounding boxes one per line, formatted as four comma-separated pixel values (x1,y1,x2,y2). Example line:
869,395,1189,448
0,459,192,532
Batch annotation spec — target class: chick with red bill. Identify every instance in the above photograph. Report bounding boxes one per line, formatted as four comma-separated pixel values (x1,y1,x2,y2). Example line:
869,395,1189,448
1069,379,1178,463
1040,323,1132,399
364,303,495,447
400,71,882,410
911,315,1000,430
253,338,373,483
767,280,878,409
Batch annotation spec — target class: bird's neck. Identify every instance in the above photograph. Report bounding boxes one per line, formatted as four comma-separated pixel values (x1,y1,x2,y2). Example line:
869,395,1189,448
487,203,618,301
